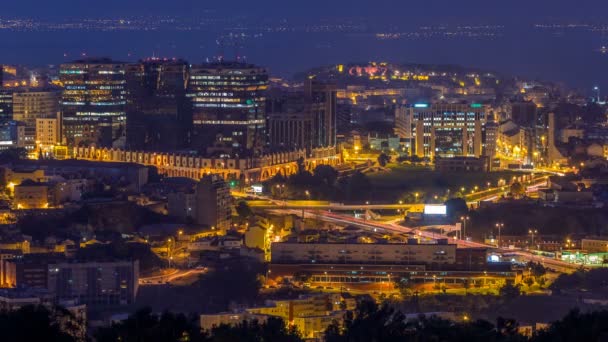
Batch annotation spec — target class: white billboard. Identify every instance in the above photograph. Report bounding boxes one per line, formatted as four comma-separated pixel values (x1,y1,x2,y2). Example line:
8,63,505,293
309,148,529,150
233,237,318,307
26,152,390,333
424,205,447,215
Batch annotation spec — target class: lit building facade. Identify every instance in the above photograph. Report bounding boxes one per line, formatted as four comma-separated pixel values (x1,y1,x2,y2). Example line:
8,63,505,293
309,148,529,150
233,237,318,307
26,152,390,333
187,62,268,152
13,180,49,209
305,79,337,148
12,91,60,150
0,121,25,150
409,103,489,158
35,117,62,148
0,89,13,121
47,259,139,305
195,174,232,232
271,241,456,265
60,58,128,148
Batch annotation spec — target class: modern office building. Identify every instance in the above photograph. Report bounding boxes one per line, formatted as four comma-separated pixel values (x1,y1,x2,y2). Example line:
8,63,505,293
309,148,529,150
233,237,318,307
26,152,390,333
60,58,128,148
409,103,489,158
12,90,61,150
305,79,337,148
194,174,232,232
0,90,13,121
126,58,188,117
47,259,139,305
0,121,26,150
3,254,139,305
187,61,268,153
267,112,313,151
394,104,413,153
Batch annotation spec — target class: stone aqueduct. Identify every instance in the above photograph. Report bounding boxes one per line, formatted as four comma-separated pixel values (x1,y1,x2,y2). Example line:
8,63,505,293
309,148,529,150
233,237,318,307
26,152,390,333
73,146,341,182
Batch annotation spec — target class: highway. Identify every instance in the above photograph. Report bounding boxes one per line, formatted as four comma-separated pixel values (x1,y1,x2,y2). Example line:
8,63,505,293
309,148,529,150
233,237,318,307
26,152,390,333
269,207,582,273
139,268,207,285
252,174,582,274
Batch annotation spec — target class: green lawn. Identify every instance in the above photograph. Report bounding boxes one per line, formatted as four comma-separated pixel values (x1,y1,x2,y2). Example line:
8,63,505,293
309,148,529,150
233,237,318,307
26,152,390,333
365,163,526,203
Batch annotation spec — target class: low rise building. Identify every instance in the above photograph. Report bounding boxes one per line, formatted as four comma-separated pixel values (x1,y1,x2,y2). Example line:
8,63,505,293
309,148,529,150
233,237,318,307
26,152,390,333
582,237,608,253
3,254,139,305
200,312,270,331
13,179,49,209
434,156,488,172
271,241,456,266
0,288,54,311
201,293,350,339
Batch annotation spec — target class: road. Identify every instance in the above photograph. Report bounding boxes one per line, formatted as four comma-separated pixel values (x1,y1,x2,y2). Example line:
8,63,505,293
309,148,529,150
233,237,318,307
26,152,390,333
269,207,582,273
139,268,207,285
254,179,581,274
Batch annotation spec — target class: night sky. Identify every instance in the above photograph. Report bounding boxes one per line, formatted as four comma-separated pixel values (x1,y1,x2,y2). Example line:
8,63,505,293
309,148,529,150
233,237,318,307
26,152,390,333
3,1,608,91
3,0,608,23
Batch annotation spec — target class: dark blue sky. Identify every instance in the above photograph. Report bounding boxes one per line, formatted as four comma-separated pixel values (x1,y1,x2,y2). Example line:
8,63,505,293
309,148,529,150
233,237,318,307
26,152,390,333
3,0,608,24
2,0,608,92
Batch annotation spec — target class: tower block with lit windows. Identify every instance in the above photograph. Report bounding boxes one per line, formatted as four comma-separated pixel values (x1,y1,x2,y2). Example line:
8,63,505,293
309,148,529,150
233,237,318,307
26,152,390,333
186,61,269,154
409,103,488,159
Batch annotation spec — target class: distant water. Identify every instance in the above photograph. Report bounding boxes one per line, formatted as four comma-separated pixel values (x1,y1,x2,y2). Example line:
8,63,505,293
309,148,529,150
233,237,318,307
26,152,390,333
1,27,607,93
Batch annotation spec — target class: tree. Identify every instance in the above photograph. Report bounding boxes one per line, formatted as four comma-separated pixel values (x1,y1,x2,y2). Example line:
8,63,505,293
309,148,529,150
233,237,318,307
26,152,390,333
313,165,339,187
95,308,204,342
463,279,471,294
531,309,608,342
210,317,302,342
445,197,469,218
510,182,525,198
235,201,253,220
499,281,521,299
377,153,391,167
393,276,413,297
194,259,264,312
340,171,372,202
0,147,27,162
524,277,534,288
0,305,77,342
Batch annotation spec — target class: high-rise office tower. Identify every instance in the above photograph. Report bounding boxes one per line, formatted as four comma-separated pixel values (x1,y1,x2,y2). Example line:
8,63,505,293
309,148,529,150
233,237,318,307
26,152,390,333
304,79,337,148
267,112,313,151
60,58,128,148
125,58,190,150
126,58,188,117
186,62,268,154
12,91,60,150
0,90,12,121
394,104,412,153
410,103,488,158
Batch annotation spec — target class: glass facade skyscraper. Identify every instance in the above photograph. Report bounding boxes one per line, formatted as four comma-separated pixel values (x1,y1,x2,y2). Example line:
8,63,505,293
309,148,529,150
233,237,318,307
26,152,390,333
60,58,127,148
186,62,268,154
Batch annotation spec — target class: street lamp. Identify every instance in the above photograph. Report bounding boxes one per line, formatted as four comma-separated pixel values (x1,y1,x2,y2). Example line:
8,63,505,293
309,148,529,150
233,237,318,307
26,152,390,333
495,222,504,248
302,190,311,219
460,216,470,240
529,229,538,248
167,238,172,268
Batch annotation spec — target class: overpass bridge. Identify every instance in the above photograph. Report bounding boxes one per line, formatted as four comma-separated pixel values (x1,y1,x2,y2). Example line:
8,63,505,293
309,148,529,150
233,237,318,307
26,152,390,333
245,200,425,212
